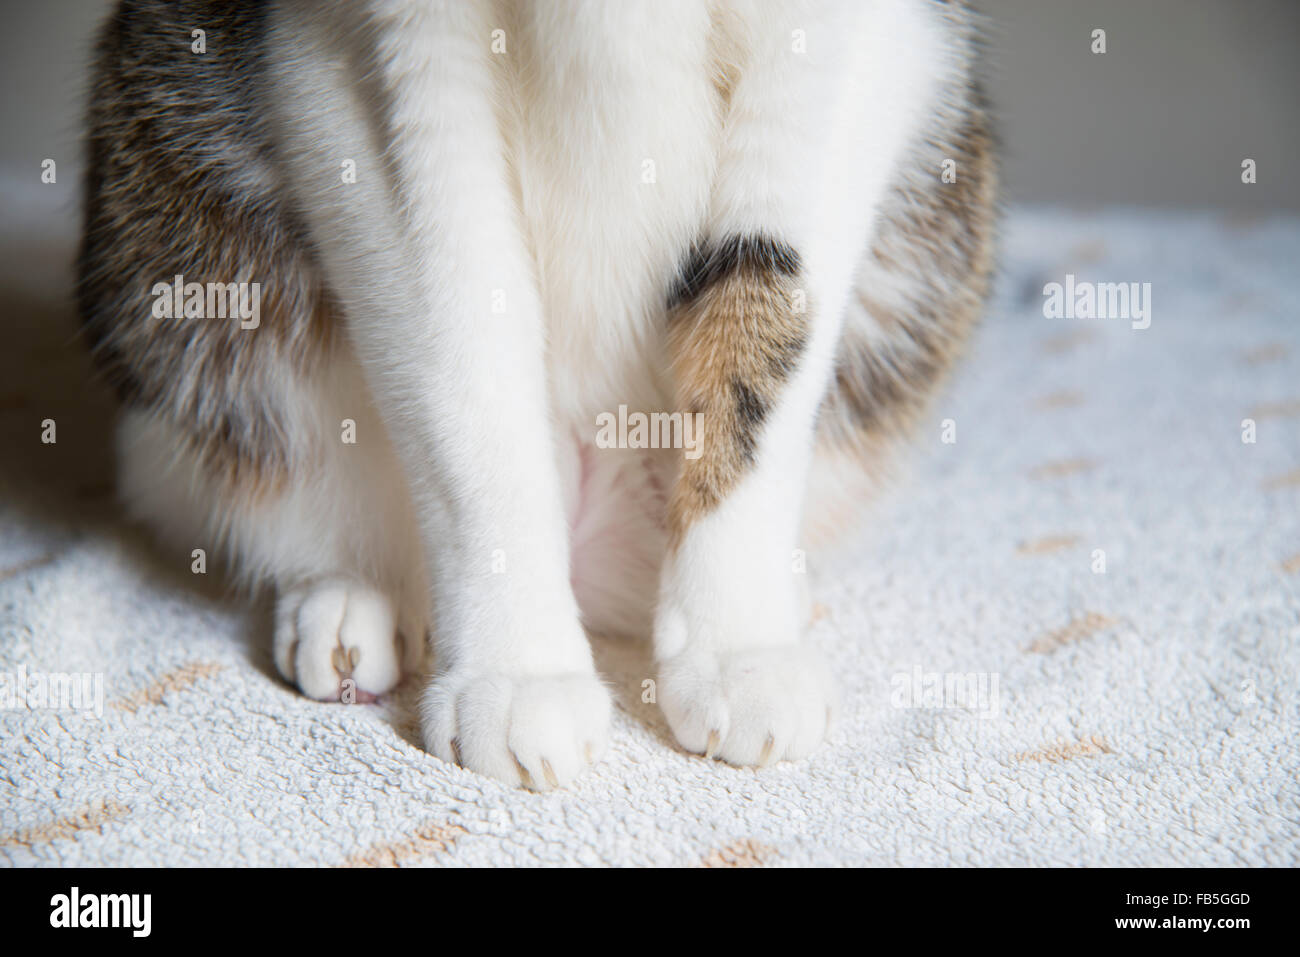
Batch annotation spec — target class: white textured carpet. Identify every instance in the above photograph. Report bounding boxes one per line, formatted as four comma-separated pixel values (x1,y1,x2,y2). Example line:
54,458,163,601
2,199,1298,867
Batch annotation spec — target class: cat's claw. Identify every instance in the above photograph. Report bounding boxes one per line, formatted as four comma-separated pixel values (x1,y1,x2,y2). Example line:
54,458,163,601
705,729,721,759
421,670,611,790
274,580,406,701
659,644,837,767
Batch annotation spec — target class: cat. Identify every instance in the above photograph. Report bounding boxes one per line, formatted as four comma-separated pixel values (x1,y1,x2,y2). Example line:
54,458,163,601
79,0,997,789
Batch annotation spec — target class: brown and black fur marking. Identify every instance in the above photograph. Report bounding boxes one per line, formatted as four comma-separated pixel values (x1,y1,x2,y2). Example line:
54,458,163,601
666,234,809,544
78,0,331,495
668,39,997,548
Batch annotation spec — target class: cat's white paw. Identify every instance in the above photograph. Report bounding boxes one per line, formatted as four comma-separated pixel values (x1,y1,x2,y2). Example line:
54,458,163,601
658,644,837,767
421,670,611,790
273,580,405,701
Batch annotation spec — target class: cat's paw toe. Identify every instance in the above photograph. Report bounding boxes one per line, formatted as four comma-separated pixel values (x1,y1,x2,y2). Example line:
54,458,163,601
659,644,837,767
420,671,610,789
273,580,404,701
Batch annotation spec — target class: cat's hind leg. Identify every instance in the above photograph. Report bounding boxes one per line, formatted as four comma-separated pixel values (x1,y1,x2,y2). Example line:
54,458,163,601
115,349,429,703
78,1,428,703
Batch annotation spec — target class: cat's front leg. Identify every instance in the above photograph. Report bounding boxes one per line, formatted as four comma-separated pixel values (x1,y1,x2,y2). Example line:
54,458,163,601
653,1,930,766
269,2,607,789
654,232,842,767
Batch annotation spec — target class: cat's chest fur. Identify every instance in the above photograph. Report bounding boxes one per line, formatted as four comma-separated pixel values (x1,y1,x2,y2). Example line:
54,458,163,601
497,3,724,425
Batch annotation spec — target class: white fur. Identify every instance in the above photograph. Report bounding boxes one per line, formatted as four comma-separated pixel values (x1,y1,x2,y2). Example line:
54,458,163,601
118,0,965,787
275,579,401,701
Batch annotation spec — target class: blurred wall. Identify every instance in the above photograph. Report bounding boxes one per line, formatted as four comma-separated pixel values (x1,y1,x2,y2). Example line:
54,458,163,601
2,0,1298,211
978,0,1300,211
